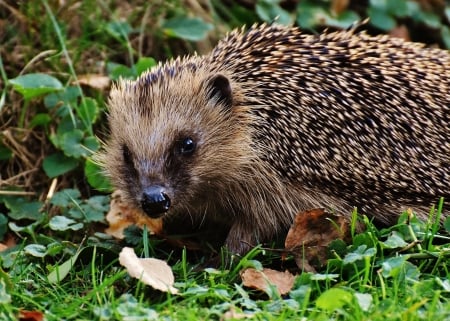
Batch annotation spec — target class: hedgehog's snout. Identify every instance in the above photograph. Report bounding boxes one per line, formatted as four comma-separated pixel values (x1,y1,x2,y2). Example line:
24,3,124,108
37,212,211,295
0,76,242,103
141,185,171,218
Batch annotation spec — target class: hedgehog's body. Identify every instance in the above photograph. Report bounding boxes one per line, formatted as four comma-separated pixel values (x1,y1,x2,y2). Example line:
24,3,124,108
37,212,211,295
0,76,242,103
103,24,450,254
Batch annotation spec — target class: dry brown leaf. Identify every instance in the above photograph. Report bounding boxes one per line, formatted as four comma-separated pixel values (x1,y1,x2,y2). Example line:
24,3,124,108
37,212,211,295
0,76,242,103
389,25,411,42
18,310,44,321
119,247,178,294
331,0,350,14
76,74,110,90
285,208,360,272
418,0,446,11
105,190,163,239
0,233,17,252
105,191,204,252
240,268,295,296
221,307,254,320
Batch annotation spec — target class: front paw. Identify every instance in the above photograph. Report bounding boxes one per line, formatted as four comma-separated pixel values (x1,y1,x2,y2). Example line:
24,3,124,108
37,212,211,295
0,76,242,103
224,223,256,255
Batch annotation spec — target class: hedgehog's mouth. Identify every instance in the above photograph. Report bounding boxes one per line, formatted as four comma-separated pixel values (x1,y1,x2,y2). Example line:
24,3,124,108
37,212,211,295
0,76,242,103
140,185,171,218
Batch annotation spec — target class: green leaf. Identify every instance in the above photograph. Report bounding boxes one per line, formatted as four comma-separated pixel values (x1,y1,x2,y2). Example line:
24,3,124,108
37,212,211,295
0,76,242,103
107,62,135,80
369,0,387,9
446,7,450,22
0,267,13,292
24,244,47,258
54,115,83,145
256,0,292,25
381,256,408,278
44,86,82,110
43,152,79,178
386,0,408,17
406,0,420,16
316,288,353,311
437,278,450,291
444,216,450,233
328,239,347,257
123,225,145,246
324,10,361,29
77,98,99,129
381,231,408,249
289,285,311,302
94,307,113,320
417,11,441,29
95,294,159,320
403,261,420,281
296,5,328,30
83,136,100,154
9,221,33,233
442,26,450,50
0,278,12,304
29,113,52,128
0,247,17,269
50,188,81,207
310,273,339,281
49,216,83,231
46,242,65,256
60,129,84,157
135,57,157,76
354,292,372,312
59,130,98,158
227,4,259,25
368,7,396,31
353,229,375,248
82,195,109,222
184,285,209,295
48,248,83,283
0,144,12,160
86,195,110,213
9,73,63,100
106,21,133,41
343,245,376,264
266,299,299,313
67,207,84,220
0,213,8,240
85,159,113,192
3,197,42,220
163,17,213,41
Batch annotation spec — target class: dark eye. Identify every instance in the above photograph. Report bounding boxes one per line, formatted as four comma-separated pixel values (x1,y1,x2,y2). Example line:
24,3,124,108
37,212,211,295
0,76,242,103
179,137,196,156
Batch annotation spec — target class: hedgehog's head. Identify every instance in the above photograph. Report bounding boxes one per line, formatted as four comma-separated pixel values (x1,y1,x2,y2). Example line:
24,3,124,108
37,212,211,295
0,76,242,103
100,59,255,220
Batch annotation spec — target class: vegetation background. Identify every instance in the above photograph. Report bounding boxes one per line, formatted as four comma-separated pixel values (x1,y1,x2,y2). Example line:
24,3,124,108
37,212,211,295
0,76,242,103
0,0,450,320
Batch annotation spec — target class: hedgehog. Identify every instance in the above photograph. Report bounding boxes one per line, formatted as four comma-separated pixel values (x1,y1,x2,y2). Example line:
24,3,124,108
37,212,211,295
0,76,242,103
100,24,450,255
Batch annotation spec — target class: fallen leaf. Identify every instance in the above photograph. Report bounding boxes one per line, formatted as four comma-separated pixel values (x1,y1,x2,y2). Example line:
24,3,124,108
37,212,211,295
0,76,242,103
105,190,163,239
105,191,206,251
221,306,254,320
316,287,354,311
389,25,410,42
119,247,178,294
18,310,44,321
0,233,17,252
285,208,362,272
75,74,110,90
240,268,295,296
331,0,350,15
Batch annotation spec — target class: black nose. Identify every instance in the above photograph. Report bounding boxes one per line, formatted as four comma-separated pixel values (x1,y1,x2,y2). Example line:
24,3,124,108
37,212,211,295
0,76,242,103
141,186,171,218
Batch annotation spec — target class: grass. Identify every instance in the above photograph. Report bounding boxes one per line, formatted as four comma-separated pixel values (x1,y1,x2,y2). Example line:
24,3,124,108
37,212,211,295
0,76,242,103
2,210,450,320
1,1,450,320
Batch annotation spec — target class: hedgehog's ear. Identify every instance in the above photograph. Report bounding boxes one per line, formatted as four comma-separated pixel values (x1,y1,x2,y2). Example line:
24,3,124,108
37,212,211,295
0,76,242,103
206,74,233,109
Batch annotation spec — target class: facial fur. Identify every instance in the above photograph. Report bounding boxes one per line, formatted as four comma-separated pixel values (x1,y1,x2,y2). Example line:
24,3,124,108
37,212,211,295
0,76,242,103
101,59,260,228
